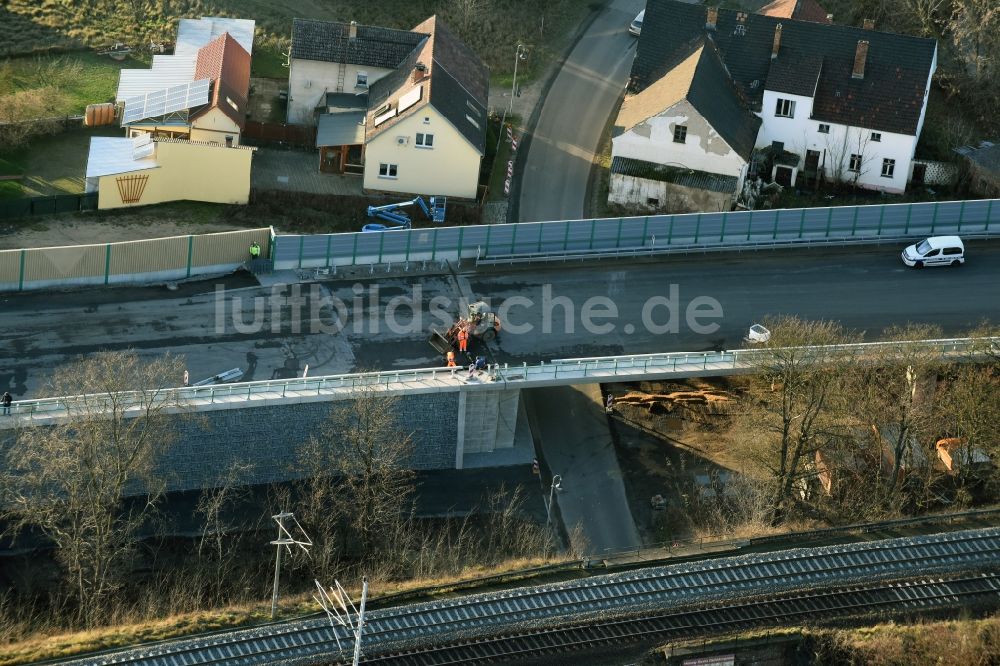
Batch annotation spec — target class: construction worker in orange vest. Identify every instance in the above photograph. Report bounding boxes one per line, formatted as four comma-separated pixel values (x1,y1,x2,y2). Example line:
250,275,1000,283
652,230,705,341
457,326,469,352
446,350,457,367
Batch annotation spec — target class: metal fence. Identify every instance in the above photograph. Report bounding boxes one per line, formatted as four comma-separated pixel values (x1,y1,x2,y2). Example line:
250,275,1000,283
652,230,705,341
272,198,1000,269
0,227,272,292
0,192,98,220
7,337,995,421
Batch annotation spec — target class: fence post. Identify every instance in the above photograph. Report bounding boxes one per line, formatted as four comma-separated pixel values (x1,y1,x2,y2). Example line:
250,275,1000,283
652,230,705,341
930,201,939,233
642,216,649,242
562,220,571,251
378,231,385,264
850,207,859,236
185,235,194,278
510,222,519,254
988,200,995,232
457,225,465,261
485,223,493,256
745,210,753,241
719,212,727,242
615,217,624,247
668,215,675,244
18,249,26,291
351,232,359,265
404,228,413,262
771,210,780,239
298,235,305,269
104,243,112,284
588,218,596,250
537,223,544,253
957,200,965,232
325,234,332,267
825,206,833,235
431,228,440,261
904,204,913,233
798,208,806,238
877,204,885,235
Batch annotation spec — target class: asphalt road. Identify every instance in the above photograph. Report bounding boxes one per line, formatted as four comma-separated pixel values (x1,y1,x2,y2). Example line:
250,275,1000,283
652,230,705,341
517,0,644,222
2,243,998,398
524,384,641,553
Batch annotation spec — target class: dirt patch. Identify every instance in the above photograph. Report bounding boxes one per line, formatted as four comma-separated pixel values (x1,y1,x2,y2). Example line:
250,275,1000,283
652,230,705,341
248,77,287,123
0,203,249,249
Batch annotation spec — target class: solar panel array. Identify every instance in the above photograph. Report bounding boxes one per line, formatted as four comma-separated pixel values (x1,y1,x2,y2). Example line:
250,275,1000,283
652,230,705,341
122,78,211,125
398,85,423,114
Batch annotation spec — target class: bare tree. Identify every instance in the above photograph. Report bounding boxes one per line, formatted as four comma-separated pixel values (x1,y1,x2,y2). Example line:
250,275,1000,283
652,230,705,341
733,317,856,524
823,125,875,187
194,461,255,605
1,351,184,627
307,387,416,558
841,324,946,504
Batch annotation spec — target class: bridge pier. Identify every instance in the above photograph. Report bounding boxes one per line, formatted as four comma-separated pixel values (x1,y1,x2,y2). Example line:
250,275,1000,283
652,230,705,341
455,388,520,469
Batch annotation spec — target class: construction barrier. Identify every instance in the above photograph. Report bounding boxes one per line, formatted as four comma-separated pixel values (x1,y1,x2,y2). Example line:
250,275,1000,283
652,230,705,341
0,228,272,292
272,198,1000,269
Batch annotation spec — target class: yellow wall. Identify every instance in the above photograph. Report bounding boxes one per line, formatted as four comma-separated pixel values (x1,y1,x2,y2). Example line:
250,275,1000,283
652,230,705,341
98,140,254,210
190,107,242,145
362,107,482,199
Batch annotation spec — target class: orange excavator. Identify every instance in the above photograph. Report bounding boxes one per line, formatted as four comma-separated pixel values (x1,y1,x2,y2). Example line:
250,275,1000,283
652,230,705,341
428,301,501,356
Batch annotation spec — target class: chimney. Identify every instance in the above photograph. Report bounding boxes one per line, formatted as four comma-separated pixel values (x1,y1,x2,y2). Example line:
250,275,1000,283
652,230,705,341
771,23,782,59
863,18,875,30
852,40,869,79
705,7,718,30
349,20,357,40
412,61,427,83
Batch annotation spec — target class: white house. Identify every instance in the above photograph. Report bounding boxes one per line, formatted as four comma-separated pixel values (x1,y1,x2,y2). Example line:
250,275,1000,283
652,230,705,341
610,40,760,211
626,1,938,202
288,16,488,200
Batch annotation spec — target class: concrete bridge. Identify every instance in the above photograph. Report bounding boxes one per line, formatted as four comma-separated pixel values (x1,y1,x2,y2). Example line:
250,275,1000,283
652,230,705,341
1,337,993,495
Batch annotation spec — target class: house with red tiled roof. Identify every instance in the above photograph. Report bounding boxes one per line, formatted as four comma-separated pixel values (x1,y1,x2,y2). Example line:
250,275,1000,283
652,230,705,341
758,0,832,24
85,17,256,209
288,15,488,199
116,19,254,147
187,33,251,144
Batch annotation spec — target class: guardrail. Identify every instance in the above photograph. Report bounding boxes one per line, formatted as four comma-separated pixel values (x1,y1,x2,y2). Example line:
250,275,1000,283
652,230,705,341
272,198,1000,270
5,337,996,423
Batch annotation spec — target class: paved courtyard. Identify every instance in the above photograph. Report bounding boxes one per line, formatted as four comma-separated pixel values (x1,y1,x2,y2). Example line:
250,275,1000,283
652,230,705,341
251,147,363,196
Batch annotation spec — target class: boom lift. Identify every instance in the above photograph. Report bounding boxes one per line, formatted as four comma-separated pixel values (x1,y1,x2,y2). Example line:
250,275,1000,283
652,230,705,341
363,196,447,231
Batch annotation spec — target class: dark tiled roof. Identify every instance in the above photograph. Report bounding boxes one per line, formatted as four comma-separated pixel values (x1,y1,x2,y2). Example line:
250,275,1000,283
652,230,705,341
190,32,251,129
365,16,487,154
758,0,832,24
686,40,762,160
291,18,425,68
765,52,822,97
633,1,936,135
612,156,739,194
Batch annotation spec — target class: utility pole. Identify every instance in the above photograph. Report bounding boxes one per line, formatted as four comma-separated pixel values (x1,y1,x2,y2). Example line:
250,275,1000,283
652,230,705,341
269,512,312,620
315,576,370,665
546,474,563,527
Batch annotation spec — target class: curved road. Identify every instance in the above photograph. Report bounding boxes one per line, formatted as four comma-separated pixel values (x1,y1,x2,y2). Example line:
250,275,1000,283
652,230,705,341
517,0,644,222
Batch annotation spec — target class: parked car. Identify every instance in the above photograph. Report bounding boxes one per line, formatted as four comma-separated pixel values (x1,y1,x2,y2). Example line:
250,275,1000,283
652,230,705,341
900,235,965,268
629,10,645,36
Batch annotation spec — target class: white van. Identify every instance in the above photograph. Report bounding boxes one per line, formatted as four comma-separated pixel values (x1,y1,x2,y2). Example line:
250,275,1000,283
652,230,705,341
901,235,965,268
629,10,645,36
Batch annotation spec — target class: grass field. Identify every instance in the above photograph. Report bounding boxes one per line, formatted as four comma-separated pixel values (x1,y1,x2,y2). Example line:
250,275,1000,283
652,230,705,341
0,0,593,78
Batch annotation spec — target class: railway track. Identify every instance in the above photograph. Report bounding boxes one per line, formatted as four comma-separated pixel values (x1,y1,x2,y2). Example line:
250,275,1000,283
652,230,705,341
368,573,1000,665
61,528,1000,666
